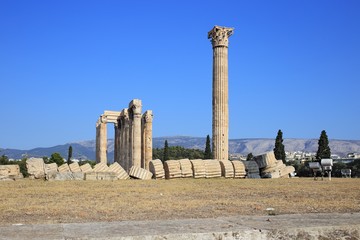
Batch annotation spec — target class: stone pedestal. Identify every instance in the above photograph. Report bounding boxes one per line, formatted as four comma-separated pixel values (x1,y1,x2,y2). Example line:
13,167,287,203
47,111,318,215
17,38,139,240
208,25,234,161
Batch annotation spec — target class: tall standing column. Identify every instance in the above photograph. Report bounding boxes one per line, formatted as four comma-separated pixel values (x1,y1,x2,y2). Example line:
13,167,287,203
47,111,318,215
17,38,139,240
129,99,142,168
119,109,130,171
141,110,153,170
208,26,234,161
114,121,121,164
96,115,107,163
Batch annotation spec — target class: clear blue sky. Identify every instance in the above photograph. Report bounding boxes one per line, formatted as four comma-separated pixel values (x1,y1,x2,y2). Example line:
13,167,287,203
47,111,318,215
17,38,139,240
1,0,359,150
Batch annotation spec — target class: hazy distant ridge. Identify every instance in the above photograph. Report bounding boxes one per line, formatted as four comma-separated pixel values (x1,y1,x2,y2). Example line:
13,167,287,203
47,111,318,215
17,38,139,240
1,137,360,160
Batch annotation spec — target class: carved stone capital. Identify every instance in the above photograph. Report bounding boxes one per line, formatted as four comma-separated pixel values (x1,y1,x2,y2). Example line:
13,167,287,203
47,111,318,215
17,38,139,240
142,110,153,123
129,99,142,115
120,108,130,122
208,26,234,48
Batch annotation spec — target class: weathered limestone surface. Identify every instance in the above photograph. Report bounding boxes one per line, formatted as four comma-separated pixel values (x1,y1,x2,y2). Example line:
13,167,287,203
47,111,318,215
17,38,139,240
93,163,109,172
243,160,261,178
58,164,71,173
55,172,74,181
80,163,93,173
164,160,182,179
108,162,129,180
253,152,277,169
0,165,23,180
208,25,233,161
232,160,246,178
219,160,234,178
141,110,153,170
96,115,108,164
129,99,142,168
129,166,153,180
190,159,206,179
204,160,222,178
149,159,165,179
69,162,81,173
119,108,130,172
178,159,193,178
254,152,295,178
85,172,118,181
26,158,46,179
45,163,58,180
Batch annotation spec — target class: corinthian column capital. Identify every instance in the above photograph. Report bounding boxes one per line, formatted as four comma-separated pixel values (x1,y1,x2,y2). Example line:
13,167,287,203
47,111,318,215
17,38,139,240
208,25,234,48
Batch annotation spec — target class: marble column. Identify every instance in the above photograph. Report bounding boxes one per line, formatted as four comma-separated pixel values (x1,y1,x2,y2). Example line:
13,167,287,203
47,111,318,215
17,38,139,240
129,99,142,168
208,26,234,161
114,121,121,164
95,115,107,164
141,110,153,170
119,109,130,171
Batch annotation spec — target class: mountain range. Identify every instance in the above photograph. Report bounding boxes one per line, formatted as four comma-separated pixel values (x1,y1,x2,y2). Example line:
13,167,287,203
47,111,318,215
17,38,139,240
1,136,360,160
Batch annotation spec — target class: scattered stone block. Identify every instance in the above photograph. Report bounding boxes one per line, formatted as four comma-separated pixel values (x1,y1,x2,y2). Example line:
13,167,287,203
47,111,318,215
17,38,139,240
253,152,278,169
243,160,261,178
219,160,234,178
164,160,182,179
231,160,246,178
58,164,71,173
0,165,23,180
69,162,81,173
149,159,165,179
26,158,45,179
72,172,85,180
280,166,296,178
179,159,193,178
109,162,129,180
80,163,93,173
204,160,221,178
129,166,152,180
85,172,117,180
190,159,206,179
93,163,109,172
55,172,74,180
45,163,58,180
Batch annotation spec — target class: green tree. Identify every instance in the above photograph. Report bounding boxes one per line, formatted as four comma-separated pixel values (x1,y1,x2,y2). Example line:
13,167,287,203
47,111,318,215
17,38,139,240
246,153,254,161
274,129,286,163
163,140,169,162
49,152,65,166
17,158,29,177
316,130,331,161
204,135,212,159
0,155,10,165
67,145,73,164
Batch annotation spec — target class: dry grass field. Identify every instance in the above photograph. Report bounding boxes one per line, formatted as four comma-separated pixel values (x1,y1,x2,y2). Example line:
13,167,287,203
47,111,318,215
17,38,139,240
0,178,359,225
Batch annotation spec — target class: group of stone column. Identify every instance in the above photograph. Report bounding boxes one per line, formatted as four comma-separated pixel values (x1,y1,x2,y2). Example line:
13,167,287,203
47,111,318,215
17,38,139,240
96,99,153,172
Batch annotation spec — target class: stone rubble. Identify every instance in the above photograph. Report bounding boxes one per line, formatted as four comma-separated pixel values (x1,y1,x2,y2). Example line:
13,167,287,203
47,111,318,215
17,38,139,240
0,165,23,180
204,160,222,178
149,159,165,179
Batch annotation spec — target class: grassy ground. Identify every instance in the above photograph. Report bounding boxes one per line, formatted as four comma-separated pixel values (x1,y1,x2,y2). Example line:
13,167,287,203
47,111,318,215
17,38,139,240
0,178,359,225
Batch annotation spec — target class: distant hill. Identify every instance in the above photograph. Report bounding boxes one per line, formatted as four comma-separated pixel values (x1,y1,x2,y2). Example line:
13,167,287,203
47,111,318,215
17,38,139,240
1,136,360,160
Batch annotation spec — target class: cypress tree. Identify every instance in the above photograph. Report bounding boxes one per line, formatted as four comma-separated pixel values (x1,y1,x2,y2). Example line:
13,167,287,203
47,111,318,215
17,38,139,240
204,135,212,159
274,129,286,162
246,153,254,161
67,145,73,164
316,130,331,161
163,140,169,162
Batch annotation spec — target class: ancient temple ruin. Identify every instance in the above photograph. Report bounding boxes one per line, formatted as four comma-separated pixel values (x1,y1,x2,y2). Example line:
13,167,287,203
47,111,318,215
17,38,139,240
95,99,153,171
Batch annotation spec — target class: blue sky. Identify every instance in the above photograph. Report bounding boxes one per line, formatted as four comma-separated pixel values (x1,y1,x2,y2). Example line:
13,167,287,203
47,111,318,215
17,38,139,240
1,0,359,149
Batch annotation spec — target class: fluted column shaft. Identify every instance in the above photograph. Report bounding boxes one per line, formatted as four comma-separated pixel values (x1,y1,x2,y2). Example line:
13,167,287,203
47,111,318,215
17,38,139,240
141,110,153,170
96,116,107,164
208,26,233,161
212,46,229,160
